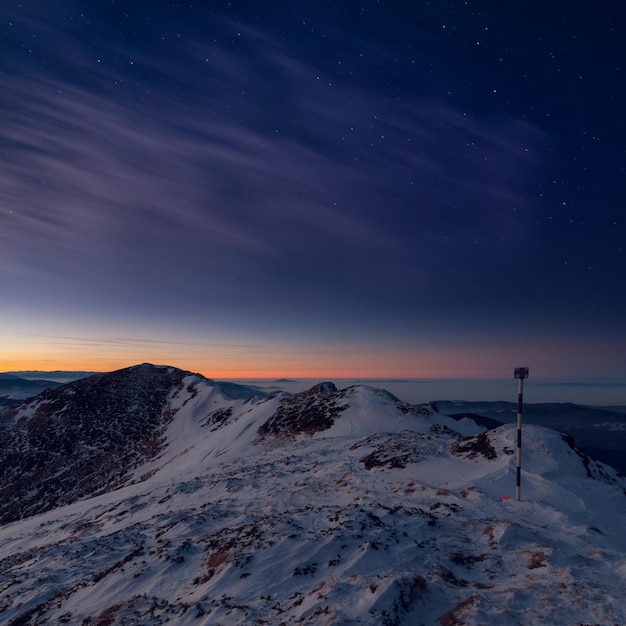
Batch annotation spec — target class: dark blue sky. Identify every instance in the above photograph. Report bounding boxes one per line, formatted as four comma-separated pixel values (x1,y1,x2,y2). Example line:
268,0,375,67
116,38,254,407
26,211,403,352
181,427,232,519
1,1,625,379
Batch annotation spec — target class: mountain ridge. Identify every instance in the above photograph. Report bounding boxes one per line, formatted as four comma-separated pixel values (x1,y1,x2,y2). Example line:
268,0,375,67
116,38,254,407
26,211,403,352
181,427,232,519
1,363,625,625
0,364,198,524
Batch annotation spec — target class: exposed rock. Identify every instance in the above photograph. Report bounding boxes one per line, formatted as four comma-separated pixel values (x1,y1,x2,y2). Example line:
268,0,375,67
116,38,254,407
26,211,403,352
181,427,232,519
257,382,347,438
449,432,497,461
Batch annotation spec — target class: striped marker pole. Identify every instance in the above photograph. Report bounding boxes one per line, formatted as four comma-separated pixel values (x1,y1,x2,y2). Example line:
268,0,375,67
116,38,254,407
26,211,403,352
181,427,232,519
514,367,529,501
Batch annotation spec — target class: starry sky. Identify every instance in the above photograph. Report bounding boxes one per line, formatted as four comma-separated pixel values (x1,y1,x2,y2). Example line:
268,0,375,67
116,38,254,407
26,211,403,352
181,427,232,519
1,1,625,380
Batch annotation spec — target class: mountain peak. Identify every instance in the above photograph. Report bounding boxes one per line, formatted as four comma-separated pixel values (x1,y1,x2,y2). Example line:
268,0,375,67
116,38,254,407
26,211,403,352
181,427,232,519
0,363,195,524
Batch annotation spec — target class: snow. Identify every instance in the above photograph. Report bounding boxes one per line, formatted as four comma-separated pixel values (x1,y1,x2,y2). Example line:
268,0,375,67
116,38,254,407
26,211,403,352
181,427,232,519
1,372,626,625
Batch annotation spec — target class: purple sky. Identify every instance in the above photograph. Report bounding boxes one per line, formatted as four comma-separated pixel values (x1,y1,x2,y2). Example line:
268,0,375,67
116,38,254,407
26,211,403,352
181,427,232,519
1,1,625,381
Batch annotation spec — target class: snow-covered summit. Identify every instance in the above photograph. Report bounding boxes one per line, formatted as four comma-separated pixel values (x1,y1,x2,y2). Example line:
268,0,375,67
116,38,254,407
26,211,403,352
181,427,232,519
1,363,625,625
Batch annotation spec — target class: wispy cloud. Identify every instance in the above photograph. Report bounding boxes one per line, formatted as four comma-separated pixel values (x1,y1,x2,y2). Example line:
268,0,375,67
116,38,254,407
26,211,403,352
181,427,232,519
0,9,546,290
0,3,551,343
25,334,268,351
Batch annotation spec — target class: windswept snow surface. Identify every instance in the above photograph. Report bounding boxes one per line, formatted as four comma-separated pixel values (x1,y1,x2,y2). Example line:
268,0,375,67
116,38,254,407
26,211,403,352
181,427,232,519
1,368,626,625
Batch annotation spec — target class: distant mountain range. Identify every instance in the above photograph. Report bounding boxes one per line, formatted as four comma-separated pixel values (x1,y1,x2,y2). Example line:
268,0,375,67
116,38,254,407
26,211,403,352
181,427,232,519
0,373,62,406
0,371,96,406
3,370,97,382
1,363,625,625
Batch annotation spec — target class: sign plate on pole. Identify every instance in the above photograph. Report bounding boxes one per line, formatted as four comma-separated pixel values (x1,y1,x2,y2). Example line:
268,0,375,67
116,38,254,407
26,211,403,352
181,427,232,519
514,367,529,379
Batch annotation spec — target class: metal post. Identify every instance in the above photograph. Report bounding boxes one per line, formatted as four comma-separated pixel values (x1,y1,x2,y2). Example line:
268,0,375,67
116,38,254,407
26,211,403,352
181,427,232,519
514,367,529,501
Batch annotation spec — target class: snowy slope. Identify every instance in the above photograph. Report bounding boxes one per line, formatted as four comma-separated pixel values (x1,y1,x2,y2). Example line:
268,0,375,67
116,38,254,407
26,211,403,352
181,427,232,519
1,365,625,625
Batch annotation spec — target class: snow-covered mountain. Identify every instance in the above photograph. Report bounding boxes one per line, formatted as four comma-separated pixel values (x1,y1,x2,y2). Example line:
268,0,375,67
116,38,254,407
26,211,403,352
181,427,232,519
1,363,625,625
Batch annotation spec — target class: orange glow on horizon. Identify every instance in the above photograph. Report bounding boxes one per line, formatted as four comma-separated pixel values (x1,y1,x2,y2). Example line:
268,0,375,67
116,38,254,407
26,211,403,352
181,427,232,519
0,357,461,380
0,350,487,379
1,338,477,378
2,332,624,380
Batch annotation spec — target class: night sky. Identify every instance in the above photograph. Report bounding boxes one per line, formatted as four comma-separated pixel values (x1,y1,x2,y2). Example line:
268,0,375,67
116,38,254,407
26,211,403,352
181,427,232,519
2,1,625,379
